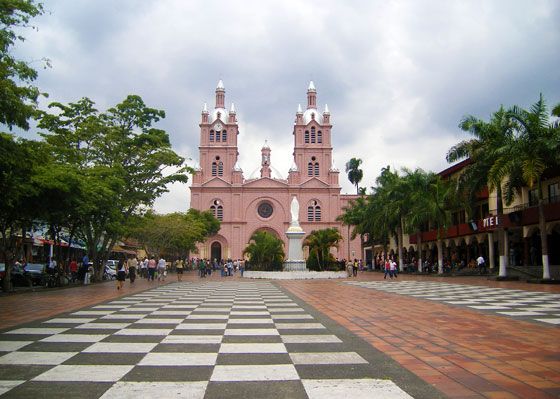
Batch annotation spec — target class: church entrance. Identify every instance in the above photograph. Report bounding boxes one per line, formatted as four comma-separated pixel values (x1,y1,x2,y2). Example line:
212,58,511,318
211,242,222,262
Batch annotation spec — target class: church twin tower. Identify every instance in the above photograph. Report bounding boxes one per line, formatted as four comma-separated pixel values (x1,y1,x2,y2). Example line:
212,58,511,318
190,81,360,262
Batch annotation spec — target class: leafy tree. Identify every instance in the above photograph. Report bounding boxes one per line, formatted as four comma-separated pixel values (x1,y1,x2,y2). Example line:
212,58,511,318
491,95,560,279
303,228,342,271
38,95,193,279
447,106,516,276
345,158,363,194
0,133,47,291
242,230,285,270
337,195,370,264
0,0,48,130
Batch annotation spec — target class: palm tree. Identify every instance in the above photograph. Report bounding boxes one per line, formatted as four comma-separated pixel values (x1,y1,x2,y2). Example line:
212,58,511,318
402,168,434,272
447,106,516,277
345,158,363,195
337,195,369,264
413,175,455,274
242,230,285,271
303,228,342,271
492,95,560,279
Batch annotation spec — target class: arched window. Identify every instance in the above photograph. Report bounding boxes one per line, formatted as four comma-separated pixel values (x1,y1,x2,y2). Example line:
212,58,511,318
308,206,314,221
314,162,319,176
314,206,321,221
305,130,310,143
217,205,223,221
215,131,220,142
222,130,227,142
211,200,223,221
311,127,316,143
308,162,313,177
210,130,215,142
210,205,216,215
212,162,217,176
218,162,223,176
318,130,322,143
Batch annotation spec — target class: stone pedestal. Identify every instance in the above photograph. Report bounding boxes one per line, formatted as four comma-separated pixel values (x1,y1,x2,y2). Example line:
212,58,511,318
283,225,307,272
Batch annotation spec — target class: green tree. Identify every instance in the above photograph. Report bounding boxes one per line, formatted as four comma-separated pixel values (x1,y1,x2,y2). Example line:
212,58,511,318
492,95,560,279
0,0,48,130
447,106,516,277
242,230,285,270
303,228,342,271
0,133,47,291
345,158,363,195
38,95,193,279
337,195,370,265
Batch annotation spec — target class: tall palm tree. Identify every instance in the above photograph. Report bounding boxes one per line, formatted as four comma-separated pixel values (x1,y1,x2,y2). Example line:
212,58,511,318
492,95,560,279
303,228,342,271
447,106,516,277
337,195,369,263
402,168,434,272
412,176,455,274
345,158,363,195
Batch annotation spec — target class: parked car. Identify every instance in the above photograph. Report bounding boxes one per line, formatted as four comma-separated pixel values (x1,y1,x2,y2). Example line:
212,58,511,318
23,263,49,286
104,264,117,280
0,262,48,287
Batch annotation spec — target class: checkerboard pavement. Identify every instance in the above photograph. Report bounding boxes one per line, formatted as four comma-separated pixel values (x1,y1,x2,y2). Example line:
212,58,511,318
0,281,429,398
346,280,560,326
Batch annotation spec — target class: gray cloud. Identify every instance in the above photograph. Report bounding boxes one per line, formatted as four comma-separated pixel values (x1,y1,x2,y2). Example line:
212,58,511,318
12,0,560,213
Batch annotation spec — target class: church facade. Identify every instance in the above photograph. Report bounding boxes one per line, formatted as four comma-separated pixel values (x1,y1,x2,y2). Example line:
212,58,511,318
189,81,362,263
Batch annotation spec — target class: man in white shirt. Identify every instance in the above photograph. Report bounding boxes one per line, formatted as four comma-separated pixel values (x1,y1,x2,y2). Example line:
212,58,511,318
157,257,167,281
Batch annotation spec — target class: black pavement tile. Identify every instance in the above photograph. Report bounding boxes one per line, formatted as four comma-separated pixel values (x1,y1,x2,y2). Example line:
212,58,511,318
121,365,213,382
169,330,224,336
0,334,47,341
63,352,145,365
1,381,111,399
19,342,92,352
222,336,282,344
101,335,163,343
225,324,275,329
204,381,308,399
0,364,53,380
153,343,220,353
216,353,292,365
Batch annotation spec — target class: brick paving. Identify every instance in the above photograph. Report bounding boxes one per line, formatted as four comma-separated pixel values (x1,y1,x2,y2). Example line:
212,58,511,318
1,269,559,398
280,272,560,399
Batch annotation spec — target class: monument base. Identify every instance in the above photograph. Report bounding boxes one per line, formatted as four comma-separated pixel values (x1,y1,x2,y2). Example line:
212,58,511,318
283,260,307,272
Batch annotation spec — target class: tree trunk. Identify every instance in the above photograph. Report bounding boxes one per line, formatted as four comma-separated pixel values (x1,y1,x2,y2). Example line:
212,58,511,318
416,229,423,272
397,223,404,272
538,199,550,279
437,237,444,274
497,187,507,277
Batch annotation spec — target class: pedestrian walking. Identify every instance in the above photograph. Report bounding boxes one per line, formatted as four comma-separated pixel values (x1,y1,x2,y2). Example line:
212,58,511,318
148,256,156,281
116,260,126,290
127,255,137,283
157,257,167,281
477,255,486,274
176,258,184,281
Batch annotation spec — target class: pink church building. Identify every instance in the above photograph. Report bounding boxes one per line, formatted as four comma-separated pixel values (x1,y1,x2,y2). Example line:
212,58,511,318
190,81,362,263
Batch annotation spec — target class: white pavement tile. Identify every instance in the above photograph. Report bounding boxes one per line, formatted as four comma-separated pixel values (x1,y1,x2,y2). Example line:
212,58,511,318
161,335,223,344
71,311,114,316
0,341,32,351
227,318,274,324
0,351,77,365
134,318,184,324
272,314,314,320
210,364,299,381
83,342,158,353
229,311,270,316
150,311,191,316
224,329,279,336
139,353,217,366
302,379,414,399
102,314,146,320
114,328,172,336
276,323,326,329
75,323,131,330
0,380,26,395
281,335,342,344
497,311,546,316
121,307,159,312
3,328,69,335
186,314,229,320
536,318,560,325
99,381,208,399
290,352,368,365
219,343,287,353
40,334,109,343
33,365,134,382
44,318,96,324
176,323,226,330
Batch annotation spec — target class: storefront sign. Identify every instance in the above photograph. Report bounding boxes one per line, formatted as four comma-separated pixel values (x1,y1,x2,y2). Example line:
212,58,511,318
482,215,499,228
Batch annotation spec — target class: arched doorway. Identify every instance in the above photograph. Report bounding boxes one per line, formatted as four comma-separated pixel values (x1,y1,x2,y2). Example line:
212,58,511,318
211,242,222,263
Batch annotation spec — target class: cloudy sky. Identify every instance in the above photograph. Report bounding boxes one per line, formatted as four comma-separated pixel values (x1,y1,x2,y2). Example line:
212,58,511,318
13,0,560,213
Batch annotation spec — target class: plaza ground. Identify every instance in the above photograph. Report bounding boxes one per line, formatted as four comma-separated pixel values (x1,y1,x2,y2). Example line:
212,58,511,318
0,270,559,398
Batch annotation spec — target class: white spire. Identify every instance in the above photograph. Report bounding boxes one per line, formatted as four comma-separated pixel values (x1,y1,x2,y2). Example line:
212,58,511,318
308,80,316,92
194,160,202,172
230,102,235,113
297,104,303,114
202,103,208,113
323,104,329,114
262,139,270,149
289,160,299,172
233,160,242,172
216,79,225,90
329,158,339,172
